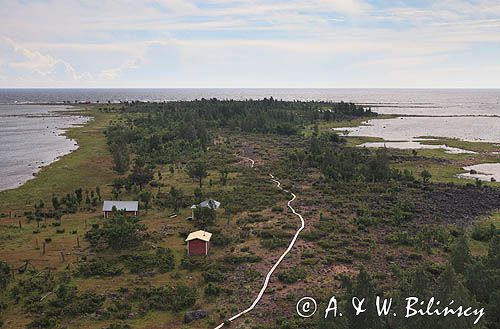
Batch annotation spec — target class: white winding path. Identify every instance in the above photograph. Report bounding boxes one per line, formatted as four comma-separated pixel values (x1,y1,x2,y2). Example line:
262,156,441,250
214,157,305,329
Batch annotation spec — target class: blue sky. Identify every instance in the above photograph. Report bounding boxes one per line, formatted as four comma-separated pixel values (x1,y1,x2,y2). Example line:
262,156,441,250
1,0,500,88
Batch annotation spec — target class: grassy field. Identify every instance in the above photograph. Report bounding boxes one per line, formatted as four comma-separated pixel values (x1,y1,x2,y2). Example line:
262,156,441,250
0,106,290,328
418,136,500,153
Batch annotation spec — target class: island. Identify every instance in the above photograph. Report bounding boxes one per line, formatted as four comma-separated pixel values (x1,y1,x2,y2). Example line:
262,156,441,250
0,99,498,329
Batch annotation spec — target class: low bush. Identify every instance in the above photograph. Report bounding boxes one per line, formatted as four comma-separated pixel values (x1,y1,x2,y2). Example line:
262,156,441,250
132,285,196,312
85,214,146,251
76,259,123,277
119,247,175,274
278,267,306,284
0,261,10,290
223,255,262,265
204,283,221,296
202,269,224,283
181,255,207,271
471,223,496,242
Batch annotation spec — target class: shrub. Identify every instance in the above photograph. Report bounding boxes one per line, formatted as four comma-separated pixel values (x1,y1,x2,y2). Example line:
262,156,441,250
0,261,10,289
261,236,287,250
301,230,325,241
193,207,216,228
76,259,123,277
223,255,262,265
85,214,146,250
278,267,306,284
155,248,176,273
384,231,414,245
108,301,132,320
25,284,105,328
181,255,207,271
408,253,423,260
106,324,132,329
211,233,233,247
27,316,56,328
119,248,175,274
133,285,196,312
202,269,224,283
471,223,496,242
324,253,353,264
204,283,221,296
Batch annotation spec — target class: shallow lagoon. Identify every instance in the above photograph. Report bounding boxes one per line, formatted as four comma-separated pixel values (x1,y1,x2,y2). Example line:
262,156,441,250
0,105,89,191
459,163,500,182
337,116,500,143
358,141,477,154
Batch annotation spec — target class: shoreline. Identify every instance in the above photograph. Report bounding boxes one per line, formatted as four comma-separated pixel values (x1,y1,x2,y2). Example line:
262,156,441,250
0,105,117,212
0,105,91,193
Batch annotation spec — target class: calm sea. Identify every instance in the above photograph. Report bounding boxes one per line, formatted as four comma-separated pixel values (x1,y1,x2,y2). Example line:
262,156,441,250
1,88,500,116
0,104,89,191
0,88,499,191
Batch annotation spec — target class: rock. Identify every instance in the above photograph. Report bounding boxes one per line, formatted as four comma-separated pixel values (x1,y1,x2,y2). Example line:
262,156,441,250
470,169,478,174
491,177,497,182
184,310,208,323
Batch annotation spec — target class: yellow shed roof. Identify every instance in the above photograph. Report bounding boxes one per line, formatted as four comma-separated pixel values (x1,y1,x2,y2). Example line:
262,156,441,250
185,230,212,242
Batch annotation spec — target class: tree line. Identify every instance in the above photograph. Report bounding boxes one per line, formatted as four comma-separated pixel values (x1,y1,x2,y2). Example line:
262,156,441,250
104,99,376,174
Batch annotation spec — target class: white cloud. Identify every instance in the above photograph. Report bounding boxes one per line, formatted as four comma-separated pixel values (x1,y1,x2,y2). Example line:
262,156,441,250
0,37,91,85
0,0,499,87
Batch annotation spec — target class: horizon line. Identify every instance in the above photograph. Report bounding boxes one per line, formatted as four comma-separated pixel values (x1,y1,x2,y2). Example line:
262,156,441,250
1,87,500,90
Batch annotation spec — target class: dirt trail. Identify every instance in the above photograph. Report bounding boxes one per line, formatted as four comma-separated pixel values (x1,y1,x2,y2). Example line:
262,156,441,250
214,157,305,329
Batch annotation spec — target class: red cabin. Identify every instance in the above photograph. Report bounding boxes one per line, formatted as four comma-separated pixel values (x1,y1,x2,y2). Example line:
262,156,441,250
185,230,212,256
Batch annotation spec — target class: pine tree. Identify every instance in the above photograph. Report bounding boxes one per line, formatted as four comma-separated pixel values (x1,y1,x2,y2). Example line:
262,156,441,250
186,160,208,188
436,265,480,329
450,235,471,274
345,268,384,329
487,235,500,268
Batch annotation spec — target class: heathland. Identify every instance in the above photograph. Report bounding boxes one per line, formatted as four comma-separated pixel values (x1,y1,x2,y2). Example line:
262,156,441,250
0,100,499,329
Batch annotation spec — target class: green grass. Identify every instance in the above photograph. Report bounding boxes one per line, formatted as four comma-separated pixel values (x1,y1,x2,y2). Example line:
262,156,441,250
391,160,499,185
0,110,285,328
413,148,475,160
345,136,388,147
418,137,500,153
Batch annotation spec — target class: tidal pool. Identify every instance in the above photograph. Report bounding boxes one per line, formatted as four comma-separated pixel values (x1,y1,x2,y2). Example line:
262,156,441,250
458,163,500,182
358,141,476,154
337,116,500,143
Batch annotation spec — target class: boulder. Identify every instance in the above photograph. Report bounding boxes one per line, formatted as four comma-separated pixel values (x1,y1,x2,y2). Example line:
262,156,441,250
184,310,208,323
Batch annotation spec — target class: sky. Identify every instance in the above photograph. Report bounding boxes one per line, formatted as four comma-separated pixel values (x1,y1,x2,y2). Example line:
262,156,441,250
0,0,500,88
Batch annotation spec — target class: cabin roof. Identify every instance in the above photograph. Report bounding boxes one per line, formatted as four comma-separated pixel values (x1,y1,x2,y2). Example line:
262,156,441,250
190,199,221,210
102,200,139,212
185,230,212,242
